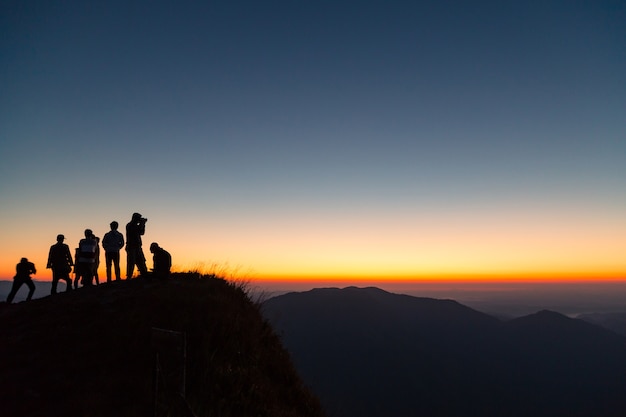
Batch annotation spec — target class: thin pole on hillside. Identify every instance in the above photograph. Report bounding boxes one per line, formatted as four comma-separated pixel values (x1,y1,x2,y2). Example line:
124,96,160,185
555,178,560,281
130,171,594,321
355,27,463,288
151,328,187,416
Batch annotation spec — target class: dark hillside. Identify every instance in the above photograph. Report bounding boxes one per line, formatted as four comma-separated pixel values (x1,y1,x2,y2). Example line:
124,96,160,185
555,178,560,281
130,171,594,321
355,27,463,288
0,274,324,417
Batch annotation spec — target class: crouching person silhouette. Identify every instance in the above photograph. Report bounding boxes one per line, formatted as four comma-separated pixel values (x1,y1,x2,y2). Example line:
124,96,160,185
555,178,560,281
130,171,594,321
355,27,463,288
150,242,171,279
47,234,74,294
6,258,37,303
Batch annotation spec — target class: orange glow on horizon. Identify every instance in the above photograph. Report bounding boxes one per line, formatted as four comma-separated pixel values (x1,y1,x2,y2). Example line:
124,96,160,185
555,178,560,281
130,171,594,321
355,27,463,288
2,265,624,285
1,191,624,289
251,272,626,284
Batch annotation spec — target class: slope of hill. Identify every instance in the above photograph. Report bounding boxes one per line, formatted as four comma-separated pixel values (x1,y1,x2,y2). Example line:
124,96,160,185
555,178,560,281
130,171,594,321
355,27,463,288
0,274,325,417
263,287,626,417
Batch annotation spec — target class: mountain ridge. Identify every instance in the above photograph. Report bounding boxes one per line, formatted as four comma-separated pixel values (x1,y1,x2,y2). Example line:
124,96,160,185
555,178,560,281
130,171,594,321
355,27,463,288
264,286,626,417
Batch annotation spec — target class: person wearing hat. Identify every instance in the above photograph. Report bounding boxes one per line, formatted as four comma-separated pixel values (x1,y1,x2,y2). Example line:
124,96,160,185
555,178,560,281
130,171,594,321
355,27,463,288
47,234,74,294
6,257,37,303
125,212,148,279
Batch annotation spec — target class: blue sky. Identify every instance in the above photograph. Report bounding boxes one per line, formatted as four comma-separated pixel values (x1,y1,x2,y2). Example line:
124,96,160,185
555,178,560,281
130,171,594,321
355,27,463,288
1,0,625,281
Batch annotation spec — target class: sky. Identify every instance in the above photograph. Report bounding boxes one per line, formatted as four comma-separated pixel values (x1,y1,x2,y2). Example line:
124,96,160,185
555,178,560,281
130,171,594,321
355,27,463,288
1,0,625,285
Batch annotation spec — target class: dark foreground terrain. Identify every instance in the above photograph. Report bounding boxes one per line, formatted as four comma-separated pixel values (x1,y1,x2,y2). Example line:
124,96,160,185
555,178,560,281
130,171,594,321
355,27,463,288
0,274,324,417
264,287,626,417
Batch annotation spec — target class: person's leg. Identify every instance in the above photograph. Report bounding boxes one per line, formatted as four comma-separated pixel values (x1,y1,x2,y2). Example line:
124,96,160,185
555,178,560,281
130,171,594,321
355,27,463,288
60,271,72,291
137,248,148,277
127,247,136,279
112,252,121,281
51,270,59,295
82,264,94,286
105,252,113,283
6,279,23,303
75,264,86,288
25,279,35,301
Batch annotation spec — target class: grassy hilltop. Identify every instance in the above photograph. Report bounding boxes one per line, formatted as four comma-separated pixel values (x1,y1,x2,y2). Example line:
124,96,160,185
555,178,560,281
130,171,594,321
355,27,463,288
0,273,324,417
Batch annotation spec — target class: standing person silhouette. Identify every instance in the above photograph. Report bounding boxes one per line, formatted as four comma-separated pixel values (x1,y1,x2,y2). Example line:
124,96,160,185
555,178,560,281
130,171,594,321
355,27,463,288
6,258,37,303
126,212,148,279
47,234,74,294
76,229,98,287
102,221,124,282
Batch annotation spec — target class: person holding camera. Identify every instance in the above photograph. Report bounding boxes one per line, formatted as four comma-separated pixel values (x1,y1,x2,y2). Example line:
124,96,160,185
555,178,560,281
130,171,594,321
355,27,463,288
125,212,148,279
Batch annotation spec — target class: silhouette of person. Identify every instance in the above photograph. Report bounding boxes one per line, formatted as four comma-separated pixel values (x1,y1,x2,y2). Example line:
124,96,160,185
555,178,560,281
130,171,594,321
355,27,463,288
73,247,80,288
126,212,148,279
6,258,37,303
102,221,124,282
93,235,101,285
47,234,74,294
76,229,98,287
150,242,172,279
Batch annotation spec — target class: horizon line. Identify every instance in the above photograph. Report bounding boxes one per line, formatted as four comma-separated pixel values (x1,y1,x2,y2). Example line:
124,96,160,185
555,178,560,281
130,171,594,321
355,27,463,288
2,272,625,284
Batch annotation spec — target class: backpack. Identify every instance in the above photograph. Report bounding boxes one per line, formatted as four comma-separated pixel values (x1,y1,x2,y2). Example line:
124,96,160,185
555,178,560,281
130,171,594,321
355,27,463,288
78,239,97,263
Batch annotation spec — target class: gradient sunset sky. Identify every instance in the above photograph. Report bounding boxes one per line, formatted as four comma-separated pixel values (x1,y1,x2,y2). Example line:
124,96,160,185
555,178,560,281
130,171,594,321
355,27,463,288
1,0,625,283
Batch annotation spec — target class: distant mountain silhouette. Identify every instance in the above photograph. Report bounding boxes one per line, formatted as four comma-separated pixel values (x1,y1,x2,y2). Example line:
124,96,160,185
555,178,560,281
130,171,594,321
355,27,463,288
0,279,53,302
263,287,626,417
0,274,324,417
579,312,626,336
